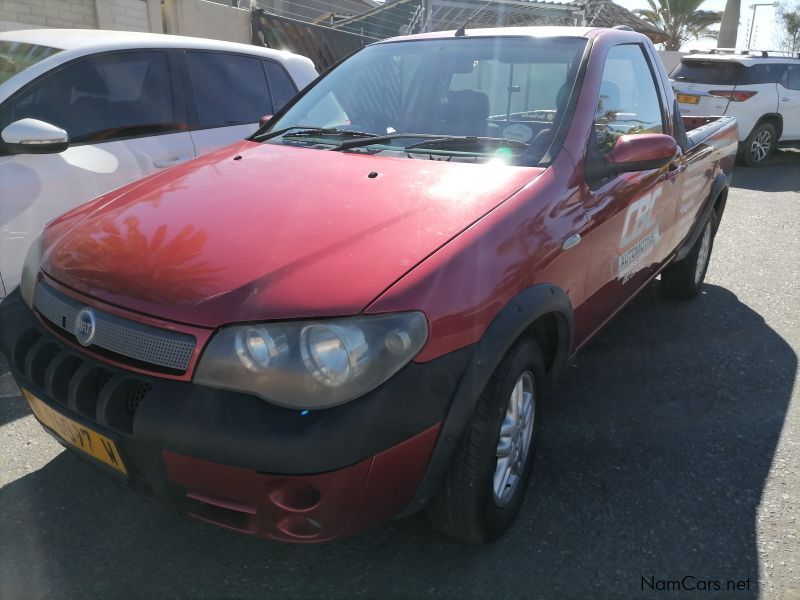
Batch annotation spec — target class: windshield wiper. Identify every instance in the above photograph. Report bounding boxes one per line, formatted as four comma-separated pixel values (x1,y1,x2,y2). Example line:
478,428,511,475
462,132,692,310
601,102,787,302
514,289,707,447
330,133,452,151
251,126,379,142
330,132,526,152
405,136,528,152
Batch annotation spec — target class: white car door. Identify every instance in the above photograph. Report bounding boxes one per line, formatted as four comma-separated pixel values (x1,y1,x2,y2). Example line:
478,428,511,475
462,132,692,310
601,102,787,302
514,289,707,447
778,64,800,140
182,51,299,155
0,50,196,298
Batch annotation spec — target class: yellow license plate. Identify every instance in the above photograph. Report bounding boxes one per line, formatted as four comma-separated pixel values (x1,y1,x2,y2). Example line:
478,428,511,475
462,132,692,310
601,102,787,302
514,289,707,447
22,389,127,475
677,93,701,105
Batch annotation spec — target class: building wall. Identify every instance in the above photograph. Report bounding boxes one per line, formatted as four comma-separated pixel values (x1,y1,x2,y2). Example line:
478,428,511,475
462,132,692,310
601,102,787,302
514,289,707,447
108,0,149,31
0,0,98,30
163,0,251,44
0,0,161,33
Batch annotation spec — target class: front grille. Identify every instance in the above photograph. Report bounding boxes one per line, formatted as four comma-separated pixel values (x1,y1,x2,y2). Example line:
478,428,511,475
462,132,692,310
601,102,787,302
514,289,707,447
13,330,153,435
34,282,196,372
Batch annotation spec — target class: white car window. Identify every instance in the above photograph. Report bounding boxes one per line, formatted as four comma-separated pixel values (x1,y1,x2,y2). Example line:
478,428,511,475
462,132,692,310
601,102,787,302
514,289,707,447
185,52,271,129
0,41,61,85
786,65,800,91
264,60,297,112
0,51,178,144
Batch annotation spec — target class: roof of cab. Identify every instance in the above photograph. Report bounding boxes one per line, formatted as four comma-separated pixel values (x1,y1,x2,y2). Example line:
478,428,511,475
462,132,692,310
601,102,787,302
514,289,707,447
376,26,604,44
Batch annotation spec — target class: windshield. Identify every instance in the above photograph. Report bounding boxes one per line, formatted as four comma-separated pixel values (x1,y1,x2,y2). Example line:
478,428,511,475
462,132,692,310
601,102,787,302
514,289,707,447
261,36,588,166
0,41,61,85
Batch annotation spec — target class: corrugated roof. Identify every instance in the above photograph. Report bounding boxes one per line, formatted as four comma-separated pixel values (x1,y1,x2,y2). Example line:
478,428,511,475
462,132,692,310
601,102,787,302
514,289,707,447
251,0,668,73
332,0,584,36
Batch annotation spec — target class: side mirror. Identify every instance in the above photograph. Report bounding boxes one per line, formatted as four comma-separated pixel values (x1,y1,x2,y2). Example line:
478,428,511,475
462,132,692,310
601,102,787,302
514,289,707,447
259,114,274,127
605,133,678,174
1,118,69,155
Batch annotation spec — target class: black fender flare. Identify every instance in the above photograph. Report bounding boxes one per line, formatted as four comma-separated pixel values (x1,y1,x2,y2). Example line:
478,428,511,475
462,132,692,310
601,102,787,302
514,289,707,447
675,173,728,262
745,113,783,142
398,283,574,517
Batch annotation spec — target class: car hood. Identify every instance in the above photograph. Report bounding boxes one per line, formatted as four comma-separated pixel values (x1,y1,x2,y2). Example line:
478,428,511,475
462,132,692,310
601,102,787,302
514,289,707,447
42,141,541,328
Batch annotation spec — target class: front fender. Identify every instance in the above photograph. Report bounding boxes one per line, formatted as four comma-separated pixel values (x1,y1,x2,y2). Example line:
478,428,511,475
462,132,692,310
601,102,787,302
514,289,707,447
398,283,574,517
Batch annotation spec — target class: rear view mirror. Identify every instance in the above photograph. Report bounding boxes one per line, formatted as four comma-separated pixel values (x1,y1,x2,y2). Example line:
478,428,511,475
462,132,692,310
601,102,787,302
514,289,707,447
1,118,69,155
606,133,678,174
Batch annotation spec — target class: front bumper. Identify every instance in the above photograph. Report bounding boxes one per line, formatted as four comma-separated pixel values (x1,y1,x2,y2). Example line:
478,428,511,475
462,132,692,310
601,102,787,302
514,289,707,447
0,289,471,542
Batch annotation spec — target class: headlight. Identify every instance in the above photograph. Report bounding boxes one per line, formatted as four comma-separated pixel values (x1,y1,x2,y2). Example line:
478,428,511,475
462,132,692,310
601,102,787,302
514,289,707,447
19,233,43,309
194,312,428,409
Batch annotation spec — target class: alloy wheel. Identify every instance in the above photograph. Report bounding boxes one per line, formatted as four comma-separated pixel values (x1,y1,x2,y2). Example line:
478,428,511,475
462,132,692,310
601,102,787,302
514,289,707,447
493,371,535,507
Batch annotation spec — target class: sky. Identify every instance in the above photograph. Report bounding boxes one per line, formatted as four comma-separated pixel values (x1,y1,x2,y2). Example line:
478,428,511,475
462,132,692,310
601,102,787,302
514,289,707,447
612,0,782,50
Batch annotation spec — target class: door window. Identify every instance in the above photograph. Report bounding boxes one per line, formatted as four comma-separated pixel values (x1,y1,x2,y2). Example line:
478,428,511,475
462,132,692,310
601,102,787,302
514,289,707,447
185,52,271,129
594,44,664,155
264,61,297,112
0,51,177,144
786,65,800,91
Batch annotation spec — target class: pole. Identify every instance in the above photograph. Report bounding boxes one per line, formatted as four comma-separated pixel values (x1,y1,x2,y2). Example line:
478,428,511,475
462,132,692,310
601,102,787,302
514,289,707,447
748,3,757,47
748,3,778,49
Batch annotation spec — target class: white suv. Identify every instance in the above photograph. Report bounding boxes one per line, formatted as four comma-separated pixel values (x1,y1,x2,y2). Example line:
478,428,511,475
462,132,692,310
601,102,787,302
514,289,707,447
0,29,317,299
670,50,800,166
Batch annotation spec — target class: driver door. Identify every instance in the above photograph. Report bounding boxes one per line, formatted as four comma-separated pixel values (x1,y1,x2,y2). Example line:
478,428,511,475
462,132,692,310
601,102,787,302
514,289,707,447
574,43,681,344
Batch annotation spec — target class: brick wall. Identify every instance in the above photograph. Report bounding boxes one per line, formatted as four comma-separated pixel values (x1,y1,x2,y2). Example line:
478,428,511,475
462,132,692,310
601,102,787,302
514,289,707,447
0,0,98,30
109,0,148,32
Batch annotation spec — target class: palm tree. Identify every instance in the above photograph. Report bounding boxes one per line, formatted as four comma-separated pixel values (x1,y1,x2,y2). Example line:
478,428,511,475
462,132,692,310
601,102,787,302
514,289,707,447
635,0,723,51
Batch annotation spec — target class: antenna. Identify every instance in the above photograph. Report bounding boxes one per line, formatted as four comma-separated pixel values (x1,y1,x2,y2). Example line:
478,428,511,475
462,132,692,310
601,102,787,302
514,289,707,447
455,0,495,37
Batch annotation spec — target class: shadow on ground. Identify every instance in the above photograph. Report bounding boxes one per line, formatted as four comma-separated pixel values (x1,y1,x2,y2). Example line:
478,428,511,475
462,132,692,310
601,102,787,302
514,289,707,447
732,149,800,193
0,355,29,426
0,284,795,599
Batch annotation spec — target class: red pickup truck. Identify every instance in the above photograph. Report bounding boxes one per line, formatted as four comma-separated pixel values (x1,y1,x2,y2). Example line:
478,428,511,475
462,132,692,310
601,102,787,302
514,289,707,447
0,27,737,544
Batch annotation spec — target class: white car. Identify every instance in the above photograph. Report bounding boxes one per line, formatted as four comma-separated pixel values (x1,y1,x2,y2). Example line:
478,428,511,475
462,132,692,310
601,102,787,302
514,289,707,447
670,50,800,166
0,29,317,298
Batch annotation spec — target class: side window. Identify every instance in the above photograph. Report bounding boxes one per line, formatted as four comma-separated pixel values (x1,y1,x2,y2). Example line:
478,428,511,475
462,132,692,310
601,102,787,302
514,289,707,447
264,61,297,112
594,44,664,155
185,52,271,129
0,51,177,144
786,65,800,91
748,64,785,84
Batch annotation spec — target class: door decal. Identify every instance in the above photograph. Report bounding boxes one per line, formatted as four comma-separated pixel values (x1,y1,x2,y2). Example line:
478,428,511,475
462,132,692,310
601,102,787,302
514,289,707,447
616,186,663,283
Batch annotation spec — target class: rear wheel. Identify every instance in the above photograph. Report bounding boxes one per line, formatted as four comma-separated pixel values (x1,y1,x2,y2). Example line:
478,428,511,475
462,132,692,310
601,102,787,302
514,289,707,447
661,209,716,299
426,339,544,544
739,122,776,167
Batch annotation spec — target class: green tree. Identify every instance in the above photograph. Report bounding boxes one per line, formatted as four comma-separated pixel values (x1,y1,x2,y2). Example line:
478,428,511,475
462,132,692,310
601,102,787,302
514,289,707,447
635,0,723,51
777,2,800,53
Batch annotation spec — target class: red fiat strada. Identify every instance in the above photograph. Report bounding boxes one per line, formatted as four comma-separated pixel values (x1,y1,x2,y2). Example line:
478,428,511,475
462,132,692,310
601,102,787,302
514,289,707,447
0,27,737,544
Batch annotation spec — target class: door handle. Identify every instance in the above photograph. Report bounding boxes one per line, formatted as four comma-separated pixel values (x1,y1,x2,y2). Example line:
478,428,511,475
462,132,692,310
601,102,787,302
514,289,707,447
153,156,191,168
562,233,582,251
781,97,792,102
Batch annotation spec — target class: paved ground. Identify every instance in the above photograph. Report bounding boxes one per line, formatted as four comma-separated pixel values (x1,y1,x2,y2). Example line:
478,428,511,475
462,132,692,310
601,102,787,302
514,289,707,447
1,150,798,599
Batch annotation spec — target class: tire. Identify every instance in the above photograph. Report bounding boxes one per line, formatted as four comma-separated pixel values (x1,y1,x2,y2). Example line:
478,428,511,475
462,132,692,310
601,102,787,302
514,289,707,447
739,122,776,167
426,338,545,544
661,209,716,299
